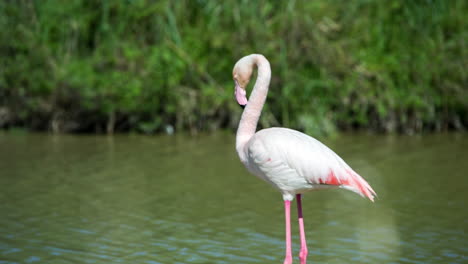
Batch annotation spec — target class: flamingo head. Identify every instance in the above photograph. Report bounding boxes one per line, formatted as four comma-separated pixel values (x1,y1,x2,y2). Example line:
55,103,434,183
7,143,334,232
233,56,254,108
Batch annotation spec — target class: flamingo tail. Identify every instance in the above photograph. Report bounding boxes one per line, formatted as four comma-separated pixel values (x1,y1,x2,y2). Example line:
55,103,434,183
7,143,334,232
323,169,377,202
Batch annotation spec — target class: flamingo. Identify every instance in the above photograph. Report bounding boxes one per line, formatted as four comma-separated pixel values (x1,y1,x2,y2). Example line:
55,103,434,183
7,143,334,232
233,54,376,264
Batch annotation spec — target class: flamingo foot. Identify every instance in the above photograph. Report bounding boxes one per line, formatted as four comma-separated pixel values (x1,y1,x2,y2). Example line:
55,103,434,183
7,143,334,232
283,256,293,264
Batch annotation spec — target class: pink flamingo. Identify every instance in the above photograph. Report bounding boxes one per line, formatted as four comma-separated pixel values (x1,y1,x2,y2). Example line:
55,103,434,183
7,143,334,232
233,54,376,264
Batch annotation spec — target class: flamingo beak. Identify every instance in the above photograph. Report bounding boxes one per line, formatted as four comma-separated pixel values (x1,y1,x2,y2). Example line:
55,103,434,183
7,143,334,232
234,80,248,108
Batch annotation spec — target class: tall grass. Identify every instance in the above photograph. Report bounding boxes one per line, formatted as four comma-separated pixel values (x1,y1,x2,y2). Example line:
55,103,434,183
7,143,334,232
1,0,466,134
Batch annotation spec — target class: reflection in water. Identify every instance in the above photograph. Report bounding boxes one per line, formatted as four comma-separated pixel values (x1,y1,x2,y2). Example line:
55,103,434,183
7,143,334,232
0,132,466,263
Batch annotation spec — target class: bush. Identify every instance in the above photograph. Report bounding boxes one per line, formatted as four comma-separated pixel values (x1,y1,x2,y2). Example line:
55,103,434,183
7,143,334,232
1,0,466,134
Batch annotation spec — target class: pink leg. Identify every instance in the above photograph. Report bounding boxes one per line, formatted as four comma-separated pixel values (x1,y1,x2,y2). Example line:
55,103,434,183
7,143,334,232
283,200,293,264
296,194,308,264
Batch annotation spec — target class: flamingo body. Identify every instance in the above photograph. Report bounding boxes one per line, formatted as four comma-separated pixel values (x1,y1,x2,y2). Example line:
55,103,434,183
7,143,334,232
242,127,376,201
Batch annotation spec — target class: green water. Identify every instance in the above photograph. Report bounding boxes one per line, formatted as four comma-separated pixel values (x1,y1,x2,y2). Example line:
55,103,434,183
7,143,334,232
0,132,466,263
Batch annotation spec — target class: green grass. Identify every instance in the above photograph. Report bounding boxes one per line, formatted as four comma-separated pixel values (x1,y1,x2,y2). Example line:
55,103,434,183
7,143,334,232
1,0,466,134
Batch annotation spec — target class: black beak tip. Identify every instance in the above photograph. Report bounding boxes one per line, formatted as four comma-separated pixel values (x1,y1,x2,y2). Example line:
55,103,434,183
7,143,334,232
239,104,246,109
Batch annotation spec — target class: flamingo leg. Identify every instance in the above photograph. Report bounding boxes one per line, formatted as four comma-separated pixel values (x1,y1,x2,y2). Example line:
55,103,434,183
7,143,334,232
296,194,308,264
283,200,293,264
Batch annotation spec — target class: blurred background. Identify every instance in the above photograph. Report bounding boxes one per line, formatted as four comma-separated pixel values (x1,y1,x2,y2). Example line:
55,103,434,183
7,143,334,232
1,1,467,264
1,0,466,135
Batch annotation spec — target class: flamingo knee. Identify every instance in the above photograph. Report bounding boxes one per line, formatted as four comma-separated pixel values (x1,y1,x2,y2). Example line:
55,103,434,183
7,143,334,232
299,247,308,264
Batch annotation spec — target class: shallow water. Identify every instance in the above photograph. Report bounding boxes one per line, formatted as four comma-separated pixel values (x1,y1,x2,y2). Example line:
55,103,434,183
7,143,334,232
0,131,466,263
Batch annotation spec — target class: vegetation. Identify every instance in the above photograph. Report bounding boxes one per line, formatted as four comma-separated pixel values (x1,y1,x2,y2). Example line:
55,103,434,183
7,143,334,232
1,0,466,135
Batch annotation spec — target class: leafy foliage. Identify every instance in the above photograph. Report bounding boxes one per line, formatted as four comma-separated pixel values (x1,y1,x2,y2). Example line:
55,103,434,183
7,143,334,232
1,0,466,134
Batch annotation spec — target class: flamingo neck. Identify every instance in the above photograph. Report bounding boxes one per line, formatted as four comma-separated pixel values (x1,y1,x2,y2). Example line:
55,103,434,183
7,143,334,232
236,55,271,162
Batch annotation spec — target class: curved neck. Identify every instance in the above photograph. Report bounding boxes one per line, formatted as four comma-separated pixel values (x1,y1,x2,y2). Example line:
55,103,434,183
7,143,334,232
236,54,271,161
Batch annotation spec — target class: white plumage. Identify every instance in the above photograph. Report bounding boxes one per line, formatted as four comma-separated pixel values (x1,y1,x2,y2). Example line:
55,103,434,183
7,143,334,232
242,127,376,201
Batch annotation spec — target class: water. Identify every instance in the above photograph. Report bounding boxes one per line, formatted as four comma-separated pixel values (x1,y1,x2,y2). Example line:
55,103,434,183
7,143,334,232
0,131,466,264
